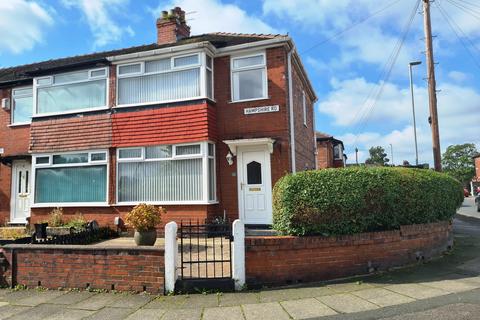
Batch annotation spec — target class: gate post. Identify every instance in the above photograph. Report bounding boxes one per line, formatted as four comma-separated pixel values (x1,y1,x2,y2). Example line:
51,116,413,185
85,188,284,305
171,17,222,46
164,221,178,293
232,219,245,291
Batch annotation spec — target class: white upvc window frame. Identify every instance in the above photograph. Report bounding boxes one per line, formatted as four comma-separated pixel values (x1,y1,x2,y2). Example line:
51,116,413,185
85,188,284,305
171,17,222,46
33,67,109,118
230,51,268,103
333,144,343,160
115,51,213,108
31,149,109,207
116,141,217,205
11,85,33,126
205,54,214,100
302,90,307,127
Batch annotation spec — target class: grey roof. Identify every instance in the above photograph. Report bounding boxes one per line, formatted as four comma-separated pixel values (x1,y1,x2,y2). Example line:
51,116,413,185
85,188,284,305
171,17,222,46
0,33,284,86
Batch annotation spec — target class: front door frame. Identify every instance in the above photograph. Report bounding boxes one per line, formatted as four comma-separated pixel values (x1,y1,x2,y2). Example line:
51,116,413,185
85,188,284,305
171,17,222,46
10,159,32,224
236,145,273,225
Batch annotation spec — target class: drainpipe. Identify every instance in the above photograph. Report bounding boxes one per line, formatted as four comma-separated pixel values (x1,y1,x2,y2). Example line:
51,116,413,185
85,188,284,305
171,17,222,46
287,48,296,173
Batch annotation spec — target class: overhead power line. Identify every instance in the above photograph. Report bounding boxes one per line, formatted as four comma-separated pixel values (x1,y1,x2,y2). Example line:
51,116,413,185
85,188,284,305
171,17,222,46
351,0,421,147
301,0,403,54
436,0,480,70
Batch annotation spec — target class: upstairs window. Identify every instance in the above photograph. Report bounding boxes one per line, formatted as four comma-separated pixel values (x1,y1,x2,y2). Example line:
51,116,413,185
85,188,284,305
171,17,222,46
231,52,267,102
34,68,108,116
117,53,203,106
334,144,343,160
12,87,33,124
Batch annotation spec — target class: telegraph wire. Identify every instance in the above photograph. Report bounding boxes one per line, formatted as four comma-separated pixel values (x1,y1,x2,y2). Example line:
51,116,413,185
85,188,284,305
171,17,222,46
301,0,404,54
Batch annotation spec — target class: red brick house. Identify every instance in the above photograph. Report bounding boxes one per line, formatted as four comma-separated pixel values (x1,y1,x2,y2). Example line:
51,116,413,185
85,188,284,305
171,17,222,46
0,7,316,228
316,132,347,169
472,154,480,193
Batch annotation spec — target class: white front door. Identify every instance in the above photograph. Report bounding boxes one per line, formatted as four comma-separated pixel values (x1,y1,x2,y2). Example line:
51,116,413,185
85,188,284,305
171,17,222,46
238,147,273,225
11,160,31,223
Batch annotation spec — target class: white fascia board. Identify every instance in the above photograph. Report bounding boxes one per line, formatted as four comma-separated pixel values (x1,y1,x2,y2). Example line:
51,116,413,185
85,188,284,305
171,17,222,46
107,42,217,63
215,37,291,57
223,138,275,156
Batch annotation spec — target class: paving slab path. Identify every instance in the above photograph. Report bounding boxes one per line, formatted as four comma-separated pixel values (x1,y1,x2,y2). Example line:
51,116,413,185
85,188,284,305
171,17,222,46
2,200,480,319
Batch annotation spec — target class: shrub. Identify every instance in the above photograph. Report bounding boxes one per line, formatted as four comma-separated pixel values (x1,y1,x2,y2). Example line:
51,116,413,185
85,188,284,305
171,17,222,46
125,204,165,231
64,212,87,230
47,207,64,227
273,167,463,236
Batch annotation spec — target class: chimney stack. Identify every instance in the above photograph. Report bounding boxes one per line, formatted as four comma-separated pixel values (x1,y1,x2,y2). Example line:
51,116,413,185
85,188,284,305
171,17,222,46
156,7,191,45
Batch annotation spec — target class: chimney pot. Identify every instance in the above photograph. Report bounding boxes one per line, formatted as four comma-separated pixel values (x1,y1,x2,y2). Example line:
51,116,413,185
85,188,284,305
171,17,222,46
156,6,190,45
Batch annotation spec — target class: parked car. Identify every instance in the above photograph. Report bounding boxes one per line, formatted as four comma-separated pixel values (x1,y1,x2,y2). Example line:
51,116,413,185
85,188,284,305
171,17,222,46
476,196,480,212
464,188,470,197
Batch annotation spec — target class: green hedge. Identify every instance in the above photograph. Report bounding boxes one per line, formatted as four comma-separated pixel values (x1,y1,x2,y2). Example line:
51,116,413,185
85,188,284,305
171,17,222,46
273,167,463,236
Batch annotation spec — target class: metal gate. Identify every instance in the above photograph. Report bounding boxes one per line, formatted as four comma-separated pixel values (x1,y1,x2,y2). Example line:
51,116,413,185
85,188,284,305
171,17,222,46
175,221,235,293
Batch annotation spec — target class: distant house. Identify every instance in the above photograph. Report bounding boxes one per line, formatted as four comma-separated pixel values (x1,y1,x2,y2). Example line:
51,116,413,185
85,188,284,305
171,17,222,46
472,154,480,193
0,7,317,227
316,132,347,168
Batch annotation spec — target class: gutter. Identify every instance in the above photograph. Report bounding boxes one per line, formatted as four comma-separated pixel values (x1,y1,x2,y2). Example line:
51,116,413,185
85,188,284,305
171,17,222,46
287,47,296,173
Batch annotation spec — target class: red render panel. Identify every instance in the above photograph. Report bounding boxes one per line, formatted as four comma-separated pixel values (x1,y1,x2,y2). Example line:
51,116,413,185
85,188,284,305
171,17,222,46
316,140,334,169
30,113,112,153
112,103,217,147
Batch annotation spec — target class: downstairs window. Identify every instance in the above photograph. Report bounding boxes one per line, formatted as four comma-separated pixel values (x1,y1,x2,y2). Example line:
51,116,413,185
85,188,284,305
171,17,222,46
117,142,216,203
33,151,108,204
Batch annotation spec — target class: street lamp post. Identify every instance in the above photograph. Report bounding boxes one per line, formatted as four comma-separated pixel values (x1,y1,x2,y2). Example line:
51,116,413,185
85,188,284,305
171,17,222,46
409,61,422,166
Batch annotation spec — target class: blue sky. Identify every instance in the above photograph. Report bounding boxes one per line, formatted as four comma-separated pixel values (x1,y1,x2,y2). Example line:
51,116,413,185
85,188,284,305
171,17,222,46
1,0,479,165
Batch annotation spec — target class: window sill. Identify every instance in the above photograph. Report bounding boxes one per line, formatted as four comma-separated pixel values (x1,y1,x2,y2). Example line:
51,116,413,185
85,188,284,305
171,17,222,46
114,96,209,109
8,123,31,127
229,97,270,104
31,203,109,208
115,201,218,206
32,106,110,118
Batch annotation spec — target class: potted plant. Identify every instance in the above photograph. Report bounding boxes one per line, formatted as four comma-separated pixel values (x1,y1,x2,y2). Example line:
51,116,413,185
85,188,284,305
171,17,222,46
125,204,164,246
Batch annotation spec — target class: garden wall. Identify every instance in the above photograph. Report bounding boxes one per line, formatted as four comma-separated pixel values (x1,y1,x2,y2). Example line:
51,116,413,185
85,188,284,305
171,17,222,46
245,221,452,287
0,245,164,294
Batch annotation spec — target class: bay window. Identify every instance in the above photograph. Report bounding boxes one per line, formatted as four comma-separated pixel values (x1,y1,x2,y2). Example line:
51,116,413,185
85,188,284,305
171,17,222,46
231,52,267,102
33,151,108,205
12,87,33,124
34,68,108,116
117,142,216,204
116,52,214,106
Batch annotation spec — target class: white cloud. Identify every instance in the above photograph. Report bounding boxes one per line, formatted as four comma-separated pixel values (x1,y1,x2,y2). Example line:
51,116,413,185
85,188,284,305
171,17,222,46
0,0,54,54
62,0,133,48
448,70,469,83
152,0,278,35
321,77,480,165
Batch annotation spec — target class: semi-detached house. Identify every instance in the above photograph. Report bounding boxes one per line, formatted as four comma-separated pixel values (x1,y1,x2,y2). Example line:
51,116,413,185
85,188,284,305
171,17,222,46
0,7,317,228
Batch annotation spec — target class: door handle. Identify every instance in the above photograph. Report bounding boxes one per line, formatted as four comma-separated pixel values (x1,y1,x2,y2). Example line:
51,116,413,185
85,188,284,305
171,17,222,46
240,182,244,190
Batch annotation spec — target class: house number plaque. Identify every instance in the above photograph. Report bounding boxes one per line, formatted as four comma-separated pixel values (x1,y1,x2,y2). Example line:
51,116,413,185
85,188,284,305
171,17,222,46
244,105,279,115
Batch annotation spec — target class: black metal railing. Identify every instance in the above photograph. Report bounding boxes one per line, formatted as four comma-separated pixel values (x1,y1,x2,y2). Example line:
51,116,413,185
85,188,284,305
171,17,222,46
32,227,117,245
179,220,233,280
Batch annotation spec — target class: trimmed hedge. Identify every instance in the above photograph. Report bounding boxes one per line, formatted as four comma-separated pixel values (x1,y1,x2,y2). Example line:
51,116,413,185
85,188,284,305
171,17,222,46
273,167,463,236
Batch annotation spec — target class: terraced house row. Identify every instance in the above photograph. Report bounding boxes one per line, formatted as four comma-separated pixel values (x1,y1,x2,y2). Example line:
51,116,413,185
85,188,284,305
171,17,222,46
0,7,316,229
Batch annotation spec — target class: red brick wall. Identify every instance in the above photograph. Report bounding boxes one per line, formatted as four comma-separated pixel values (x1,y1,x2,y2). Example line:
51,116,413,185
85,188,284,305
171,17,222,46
316,140,334,169
291,65,315,172
0,87,31,224
0,245,164,293
214,47,291,221
475,157,480,180
245,221,452,286
112,102,216,147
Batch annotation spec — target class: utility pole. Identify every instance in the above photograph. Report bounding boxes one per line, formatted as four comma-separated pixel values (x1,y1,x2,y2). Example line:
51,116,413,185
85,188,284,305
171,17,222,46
355,147,359,165
422,0,442,171
389,144,394,166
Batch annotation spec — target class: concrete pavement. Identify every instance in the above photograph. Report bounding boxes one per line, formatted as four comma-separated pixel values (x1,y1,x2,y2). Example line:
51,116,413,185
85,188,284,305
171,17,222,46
2,199,480,319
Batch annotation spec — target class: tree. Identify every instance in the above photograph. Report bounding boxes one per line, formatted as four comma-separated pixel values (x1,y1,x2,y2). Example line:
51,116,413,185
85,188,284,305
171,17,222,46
442,143,478,186
365,146,390,166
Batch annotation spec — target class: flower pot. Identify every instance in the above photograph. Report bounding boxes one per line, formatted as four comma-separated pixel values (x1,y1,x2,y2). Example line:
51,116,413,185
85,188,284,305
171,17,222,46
134,229,157,246
34,223,48,239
